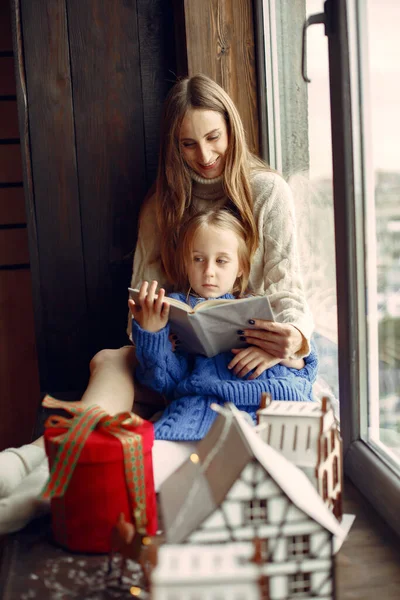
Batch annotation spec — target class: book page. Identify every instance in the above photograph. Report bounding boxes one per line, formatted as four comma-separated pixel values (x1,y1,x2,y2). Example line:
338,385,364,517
189,295,274,356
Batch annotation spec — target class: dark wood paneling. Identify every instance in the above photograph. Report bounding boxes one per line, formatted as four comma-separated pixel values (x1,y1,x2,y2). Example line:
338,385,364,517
0,0,13,52
0,57,16,95
0,144,22,181
0,100,19,138
0,269,40,450
66,0,148,353
0,187,25,224
0,228,29,265
10,0,176,393
137,0,176,185
19,0,90,390
181,0,259,154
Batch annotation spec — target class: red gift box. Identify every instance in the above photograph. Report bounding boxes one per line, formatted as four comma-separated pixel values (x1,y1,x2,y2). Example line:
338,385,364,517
42,396,157,553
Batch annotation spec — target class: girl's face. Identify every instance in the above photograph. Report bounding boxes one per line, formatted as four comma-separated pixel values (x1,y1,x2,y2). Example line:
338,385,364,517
179,109,229,179
186,224,242,298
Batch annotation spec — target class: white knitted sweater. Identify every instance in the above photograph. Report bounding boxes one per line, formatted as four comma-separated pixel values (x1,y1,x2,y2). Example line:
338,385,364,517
129,169,314,357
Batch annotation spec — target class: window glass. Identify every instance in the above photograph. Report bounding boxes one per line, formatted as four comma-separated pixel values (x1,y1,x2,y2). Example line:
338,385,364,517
359,1,400,462
268,0,339,416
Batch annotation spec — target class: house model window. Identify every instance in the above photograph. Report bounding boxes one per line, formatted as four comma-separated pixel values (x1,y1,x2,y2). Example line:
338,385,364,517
289,572,312,595
243,499,268,523
287,534,310,557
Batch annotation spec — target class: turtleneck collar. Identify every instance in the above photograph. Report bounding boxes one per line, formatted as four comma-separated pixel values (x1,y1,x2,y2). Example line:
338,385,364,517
189,169,226,202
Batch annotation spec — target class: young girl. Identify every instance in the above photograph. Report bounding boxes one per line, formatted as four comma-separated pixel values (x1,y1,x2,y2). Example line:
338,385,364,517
129,209,318,450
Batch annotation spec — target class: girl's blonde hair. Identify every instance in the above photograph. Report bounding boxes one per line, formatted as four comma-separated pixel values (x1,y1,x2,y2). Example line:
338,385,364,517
153,74,269,285
176,209,254,297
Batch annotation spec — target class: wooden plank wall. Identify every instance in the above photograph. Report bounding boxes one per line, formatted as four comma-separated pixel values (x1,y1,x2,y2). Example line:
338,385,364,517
176,0,260,154
0,0,40,450
11,0,175,394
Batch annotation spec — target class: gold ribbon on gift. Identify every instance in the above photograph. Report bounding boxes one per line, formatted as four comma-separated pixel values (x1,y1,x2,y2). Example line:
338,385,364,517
40,395,149,534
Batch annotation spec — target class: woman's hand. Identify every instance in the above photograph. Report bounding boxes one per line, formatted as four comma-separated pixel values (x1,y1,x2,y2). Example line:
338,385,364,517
128,280,169,333
228,346,281,380
239,320,304,359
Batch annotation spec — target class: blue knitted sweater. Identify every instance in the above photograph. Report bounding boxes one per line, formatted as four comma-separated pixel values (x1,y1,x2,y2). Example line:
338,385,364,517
132,292,318,442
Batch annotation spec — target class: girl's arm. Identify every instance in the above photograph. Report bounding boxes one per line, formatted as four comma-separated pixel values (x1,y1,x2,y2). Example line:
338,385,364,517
127,193,169,339
132,322,190,398
129,281,190,397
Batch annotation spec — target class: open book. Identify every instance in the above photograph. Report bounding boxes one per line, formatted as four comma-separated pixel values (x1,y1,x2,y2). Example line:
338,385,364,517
129,288,274,357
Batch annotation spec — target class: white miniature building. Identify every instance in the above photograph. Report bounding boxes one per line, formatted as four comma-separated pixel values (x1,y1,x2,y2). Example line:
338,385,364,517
256,395,343,520
151,404,347,600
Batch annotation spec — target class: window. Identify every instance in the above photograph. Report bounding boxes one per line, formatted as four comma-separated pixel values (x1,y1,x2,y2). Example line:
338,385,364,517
353,1,400,465
333,456,339,487
243,499,268,524
260,0,340,416
322,470,328,501
258,0,400,536
287,534,310,558
289,572,311,596
323,437,329,461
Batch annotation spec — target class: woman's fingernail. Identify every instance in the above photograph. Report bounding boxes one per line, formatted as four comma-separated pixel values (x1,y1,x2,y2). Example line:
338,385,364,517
248,319,255,325
237,329,244,335
239,336,246,341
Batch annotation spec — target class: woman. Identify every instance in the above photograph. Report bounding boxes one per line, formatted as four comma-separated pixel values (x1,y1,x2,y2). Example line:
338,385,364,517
0,74,313,532
130,74,313,360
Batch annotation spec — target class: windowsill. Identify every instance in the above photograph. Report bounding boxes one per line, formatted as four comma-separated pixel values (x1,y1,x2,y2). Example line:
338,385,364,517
336,477,400,599
1,477,399,598
344,439,400,538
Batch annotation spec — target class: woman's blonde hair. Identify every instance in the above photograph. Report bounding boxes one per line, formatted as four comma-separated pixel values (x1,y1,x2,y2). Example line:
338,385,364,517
153,74,268,285
176,209,254,297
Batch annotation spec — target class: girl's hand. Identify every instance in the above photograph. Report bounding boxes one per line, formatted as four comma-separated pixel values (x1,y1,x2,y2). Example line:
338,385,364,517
239,320,304,359
128,280,169,333
228,346,281,380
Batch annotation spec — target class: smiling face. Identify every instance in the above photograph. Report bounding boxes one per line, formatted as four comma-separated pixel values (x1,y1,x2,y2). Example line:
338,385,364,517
186,224,242,298
179,109,229,179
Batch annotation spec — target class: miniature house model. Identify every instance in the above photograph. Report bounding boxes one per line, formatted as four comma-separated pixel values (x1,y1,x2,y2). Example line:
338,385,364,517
151,404,346,600
256,394,343,520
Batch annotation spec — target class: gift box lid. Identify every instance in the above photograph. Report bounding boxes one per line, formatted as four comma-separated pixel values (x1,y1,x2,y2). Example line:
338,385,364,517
44,420,154,464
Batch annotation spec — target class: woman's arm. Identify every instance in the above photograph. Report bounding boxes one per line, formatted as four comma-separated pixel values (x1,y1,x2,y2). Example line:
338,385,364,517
246,172,314,359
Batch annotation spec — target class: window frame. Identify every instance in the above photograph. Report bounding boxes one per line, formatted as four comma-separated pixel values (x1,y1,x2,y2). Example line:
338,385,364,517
328,0,400,538
257,0,400,537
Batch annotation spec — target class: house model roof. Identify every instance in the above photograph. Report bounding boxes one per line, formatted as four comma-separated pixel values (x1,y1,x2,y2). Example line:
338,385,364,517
159,404,346,545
